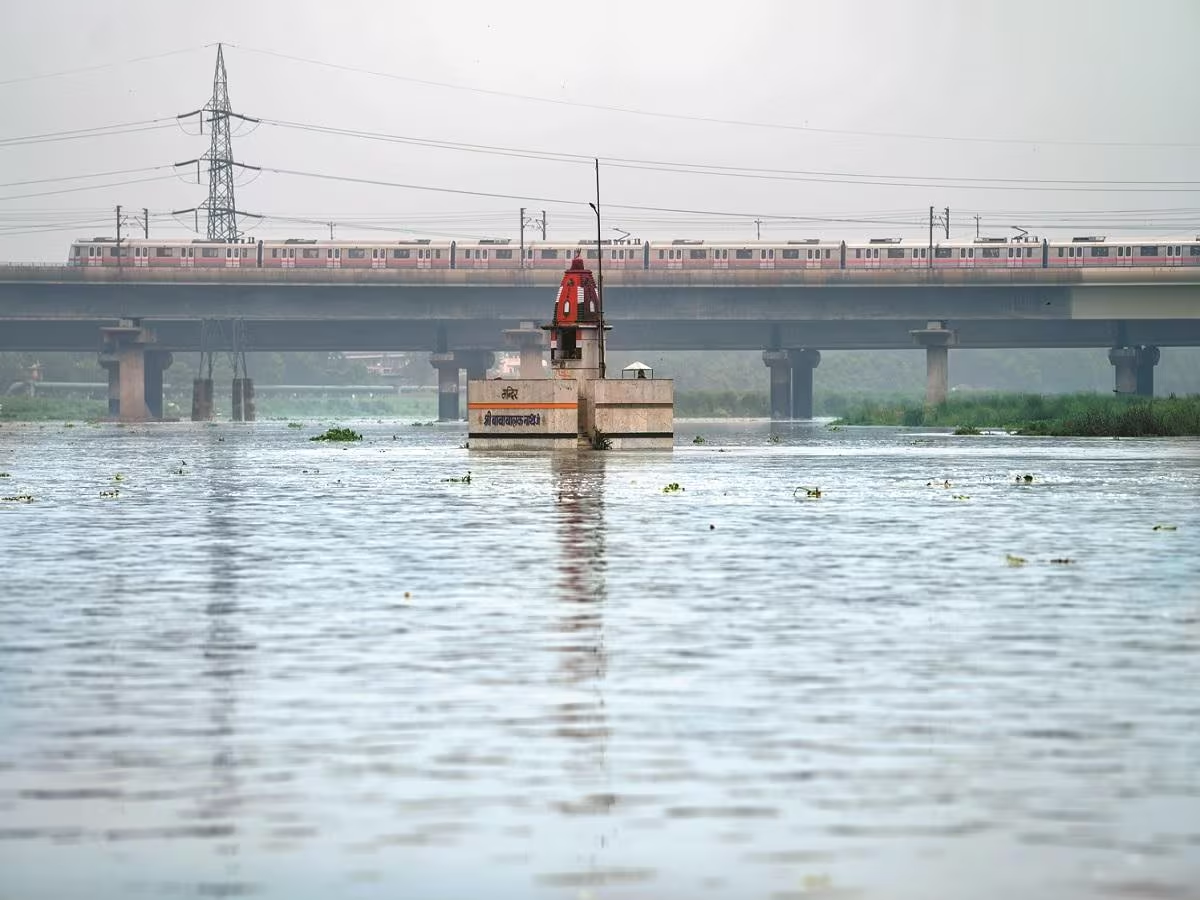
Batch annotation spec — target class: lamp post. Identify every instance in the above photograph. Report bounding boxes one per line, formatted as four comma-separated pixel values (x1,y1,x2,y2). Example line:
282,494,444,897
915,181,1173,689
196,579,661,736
589,158,606,379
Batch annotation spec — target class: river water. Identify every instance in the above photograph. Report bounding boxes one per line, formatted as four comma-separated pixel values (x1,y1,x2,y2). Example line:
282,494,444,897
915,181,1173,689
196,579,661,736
0,419,1197,900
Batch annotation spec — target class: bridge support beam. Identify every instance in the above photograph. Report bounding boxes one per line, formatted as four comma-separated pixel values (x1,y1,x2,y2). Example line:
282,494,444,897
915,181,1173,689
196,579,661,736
460,349,494,384
431,352,462,421
144,351,173,420
98,320,157,422
504,322,545,378
192,379,214,421
911,320,958,405
762,349,792,420
232,378,256,422
789,349,821,419
1108,345,1160,397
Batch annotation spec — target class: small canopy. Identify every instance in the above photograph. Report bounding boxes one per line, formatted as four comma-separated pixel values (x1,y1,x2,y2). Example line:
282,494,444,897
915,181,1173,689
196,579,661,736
622,361,654,379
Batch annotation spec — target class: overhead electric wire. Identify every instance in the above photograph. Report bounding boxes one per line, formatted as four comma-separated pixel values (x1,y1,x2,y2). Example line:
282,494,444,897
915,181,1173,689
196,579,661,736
236,45,1200,150
260,117,1200,192
0,174,180,203
0,47,202,88
0,118,178,148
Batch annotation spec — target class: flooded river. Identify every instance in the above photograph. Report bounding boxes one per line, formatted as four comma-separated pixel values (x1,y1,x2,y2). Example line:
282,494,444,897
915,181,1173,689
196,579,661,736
1,420,1197,899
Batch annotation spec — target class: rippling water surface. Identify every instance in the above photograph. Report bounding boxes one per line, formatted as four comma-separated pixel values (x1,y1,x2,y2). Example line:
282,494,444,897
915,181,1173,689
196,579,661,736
1,420,1198,900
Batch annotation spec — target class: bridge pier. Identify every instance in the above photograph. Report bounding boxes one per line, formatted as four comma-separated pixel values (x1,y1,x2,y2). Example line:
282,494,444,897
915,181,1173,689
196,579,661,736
97,320,157,422
1108,345,1160,397
144,351,173,419
504,322,545,378
789,349,821,419
431,352,462,421
911,321,958,405
232,378,256,422
192,379,214,421
431,350,495,420
762,349,792,420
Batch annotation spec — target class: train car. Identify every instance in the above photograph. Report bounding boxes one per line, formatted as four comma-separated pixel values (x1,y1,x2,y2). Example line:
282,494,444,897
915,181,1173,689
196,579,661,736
68,238,251,268
646,240,839,271
261,239,452,270
1045,236,1200,269
468,240,642,271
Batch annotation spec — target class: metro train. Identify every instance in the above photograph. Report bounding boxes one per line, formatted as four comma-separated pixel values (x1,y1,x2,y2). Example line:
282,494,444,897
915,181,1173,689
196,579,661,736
68,234,1200,272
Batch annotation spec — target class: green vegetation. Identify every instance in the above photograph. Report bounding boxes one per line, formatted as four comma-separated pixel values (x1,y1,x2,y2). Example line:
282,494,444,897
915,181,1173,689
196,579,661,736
676,390,768,418
310,427,362,442
662,482,684,493
833,393,1200,437
443,472,472,484
0,396,106,421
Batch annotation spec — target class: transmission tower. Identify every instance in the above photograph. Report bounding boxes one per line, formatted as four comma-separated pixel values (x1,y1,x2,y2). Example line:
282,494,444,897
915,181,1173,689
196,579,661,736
174,43,260,240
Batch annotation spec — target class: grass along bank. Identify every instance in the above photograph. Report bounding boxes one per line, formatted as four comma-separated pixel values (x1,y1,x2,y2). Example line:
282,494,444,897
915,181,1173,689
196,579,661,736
833,392,1200,437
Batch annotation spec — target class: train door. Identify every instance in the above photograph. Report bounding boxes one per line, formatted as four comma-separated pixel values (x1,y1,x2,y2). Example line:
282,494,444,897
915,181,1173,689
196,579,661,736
417,248,432,269
88,245,102,267
666,248,683,270
1067,245,1083,268
863,247,880,270
1007,246,1021,269
713,248,728,270
958,247,974,269
759,247,775,269
136,247,149,268
371,248,385,270
326,248,341,269
182,247,195,268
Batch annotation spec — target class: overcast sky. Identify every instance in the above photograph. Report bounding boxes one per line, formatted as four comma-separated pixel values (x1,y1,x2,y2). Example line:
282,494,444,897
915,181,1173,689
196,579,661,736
2,0,1198,260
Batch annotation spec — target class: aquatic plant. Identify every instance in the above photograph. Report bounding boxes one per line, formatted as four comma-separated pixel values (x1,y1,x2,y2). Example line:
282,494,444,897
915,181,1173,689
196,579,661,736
767,433,781,444
1153,524,1178,531
99,489,120,499
953,425,981,435
1049,558,1074,564
953,494,971,500
590,431,612,451
286,422,303,429
662,482,684,493
794,486,822,499
0,473,9,478
310,427,362,442
692,435,707,444
1016,474,1035,483
2,494,34,502
1005,554,1027,567
443,472,472,484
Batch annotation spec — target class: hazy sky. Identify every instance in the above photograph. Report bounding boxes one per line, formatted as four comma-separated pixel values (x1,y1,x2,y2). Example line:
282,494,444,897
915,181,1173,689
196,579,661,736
2,0,1199,260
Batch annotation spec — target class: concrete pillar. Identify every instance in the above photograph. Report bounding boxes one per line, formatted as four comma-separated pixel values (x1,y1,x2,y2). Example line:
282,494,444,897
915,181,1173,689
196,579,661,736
430,352,461,421
1109,345,1159,397
460,350,494,384
762,349,792,420
144,351,172,420
231,378,256,422
911,321,958,405
504,322,545,378
102,359,120,418
192,379,214,421
99,320,156,422
788,349,821,419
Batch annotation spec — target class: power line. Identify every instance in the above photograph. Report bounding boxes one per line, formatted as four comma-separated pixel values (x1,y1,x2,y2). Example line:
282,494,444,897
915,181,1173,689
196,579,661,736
0,174,179,203
0,47,202,88
0,119,177,148
260,117,1200,192
0,165,170,189
235,45,1200,150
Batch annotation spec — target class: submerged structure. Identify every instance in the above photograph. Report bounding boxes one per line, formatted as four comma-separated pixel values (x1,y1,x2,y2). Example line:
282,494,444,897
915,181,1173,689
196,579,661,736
468,257,673,450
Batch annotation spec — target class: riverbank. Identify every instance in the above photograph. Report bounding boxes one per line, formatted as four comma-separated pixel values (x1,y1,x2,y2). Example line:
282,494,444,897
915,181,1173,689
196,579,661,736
0,392,438,422
833,392,1200,437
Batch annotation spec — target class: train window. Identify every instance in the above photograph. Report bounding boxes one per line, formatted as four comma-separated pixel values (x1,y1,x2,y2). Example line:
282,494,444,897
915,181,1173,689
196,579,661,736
585,249,599,259
760,249,766,259
1191,246,1200,256
435,249,442,259
735,249,753,260
1117,247,1123,257
271,249,278,258
873,249,879,258
1007,248,1013,257
1057,248,1064,257
1026,247,1033,257
658,250,665,260
824,249,831,259
202,248,219,258
959,249,965,258
981,248,1001,258
921,249,927,258
885,248,904,259
968,249,974,258
302,248,319,259
1139,246,1158,256
327,249,333,258
347,249,366,259
690,249,706,260
242,248,248,258
1069,247,1075,257
1092,246,1109,257
936,248,951,258
854,249,862,259
786,249,802,260
540,249,559,259
496,249,513,259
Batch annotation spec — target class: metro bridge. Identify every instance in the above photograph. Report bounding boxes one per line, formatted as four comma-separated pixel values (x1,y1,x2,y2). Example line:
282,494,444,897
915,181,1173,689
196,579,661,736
1,264,1197,420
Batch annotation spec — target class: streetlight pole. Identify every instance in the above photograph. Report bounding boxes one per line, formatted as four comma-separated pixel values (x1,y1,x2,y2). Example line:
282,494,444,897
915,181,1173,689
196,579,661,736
589,157,606,379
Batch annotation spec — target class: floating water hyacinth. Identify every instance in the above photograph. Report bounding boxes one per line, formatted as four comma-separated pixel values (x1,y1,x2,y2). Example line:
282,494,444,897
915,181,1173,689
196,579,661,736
310,427,362,442
663,482,684,493
794,486,821,499
1005,554,1027,567
443,472,472,484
